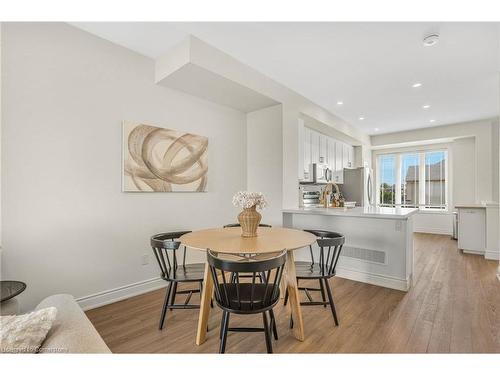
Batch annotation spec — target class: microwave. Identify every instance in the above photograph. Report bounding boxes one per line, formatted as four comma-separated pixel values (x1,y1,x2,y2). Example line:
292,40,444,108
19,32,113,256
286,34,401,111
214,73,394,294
309,163,332,183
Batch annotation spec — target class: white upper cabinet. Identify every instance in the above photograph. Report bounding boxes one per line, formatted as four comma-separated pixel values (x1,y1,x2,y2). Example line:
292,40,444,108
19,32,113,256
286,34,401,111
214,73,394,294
342,143,349,169
327,137,335,173
310,130,320,165
335,140,343,171
348,146,354,168
319,134,327,164
303,126,312,176
342,143,355,169
298,119,305,179
298,124,355,183
333,140,343,183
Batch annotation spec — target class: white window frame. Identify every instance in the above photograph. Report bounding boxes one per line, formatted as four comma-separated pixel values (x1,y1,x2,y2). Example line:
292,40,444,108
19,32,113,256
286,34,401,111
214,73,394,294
374,144,451,212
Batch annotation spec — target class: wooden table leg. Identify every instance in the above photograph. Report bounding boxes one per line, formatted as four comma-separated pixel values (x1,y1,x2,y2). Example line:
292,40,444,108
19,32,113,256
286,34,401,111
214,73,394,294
196,262,214,345
285,251,305,341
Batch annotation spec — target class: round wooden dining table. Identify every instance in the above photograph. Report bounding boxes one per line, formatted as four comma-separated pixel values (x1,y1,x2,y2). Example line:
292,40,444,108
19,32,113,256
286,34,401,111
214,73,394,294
180,226,316,345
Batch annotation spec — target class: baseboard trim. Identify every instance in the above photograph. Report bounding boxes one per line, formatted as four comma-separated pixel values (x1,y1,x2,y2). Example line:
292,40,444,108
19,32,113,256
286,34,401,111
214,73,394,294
336,267,410,292
485,250,499,261
76,277,165,311
414,228,452,236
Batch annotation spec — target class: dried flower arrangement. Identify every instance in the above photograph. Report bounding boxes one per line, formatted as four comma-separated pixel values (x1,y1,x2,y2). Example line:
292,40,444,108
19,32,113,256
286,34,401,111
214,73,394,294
232,191,267,210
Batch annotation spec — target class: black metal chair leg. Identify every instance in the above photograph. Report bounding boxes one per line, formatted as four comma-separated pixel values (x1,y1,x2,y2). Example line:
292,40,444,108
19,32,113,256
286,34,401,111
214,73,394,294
262,312,273,353
324,278,339,326
159,282,172,330
319,278,327,307
284,288,289,306
268,309,278,340
219,311,230,354
169,282,178,311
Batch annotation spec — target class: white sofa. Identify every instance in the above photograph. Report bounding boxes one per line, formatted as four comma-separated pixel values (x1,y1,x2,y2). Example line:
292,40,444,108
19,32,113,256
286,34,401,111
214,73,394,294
35,294,111,353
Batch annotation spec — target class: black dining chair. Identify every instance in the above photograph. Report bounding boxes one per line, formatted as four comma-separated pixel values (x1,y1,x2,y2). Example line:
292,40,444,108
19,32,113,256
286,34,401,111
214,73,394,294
284,230,344,326
222,223,278,338
207,250,286,353
151,231,205,330
223,223,272,228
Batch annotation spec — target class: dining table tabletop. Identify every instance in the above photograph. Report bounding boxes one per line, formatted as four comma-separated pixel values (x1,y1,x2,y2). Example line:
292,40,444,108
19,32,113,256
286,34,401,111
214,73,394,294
180,226,316,345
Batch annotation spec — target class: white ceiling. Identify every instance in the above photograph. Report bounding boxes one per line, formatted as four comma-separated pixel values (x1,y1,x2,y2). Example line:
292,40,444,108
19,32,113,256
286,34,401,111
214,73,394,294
72,22,499,135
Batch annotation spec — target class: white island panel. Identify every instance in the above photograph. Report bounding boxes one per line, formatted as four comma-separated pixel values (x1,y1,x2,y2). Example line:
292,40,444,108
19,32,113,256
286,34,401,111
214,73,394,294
283,208,416,291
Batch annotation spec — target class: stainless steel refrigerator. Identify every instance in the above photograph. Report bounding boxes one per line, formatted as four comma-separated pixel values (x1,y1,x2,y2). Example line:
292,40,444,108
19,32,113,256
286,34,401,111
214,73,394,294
342,167,374,207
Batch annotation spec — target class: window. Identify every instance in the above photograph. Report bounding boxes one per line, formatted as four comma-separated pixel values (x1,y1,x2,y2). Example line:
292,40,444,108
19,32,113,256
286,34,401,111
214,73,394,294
425,151,447,209
379,155,396,206
401,153,419,207
377,150,448,210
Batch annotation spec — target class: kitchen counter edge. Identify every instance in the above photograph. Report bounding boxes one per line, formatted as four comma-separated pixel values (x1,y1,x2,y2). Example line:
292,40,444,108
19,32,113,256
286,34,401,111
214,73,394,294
282,207,418,220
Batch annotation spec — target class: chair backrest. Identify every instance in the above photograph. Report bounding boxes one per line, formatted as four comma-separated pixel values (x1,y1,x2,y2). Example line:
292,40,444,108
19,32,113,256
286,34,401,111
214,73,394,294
150,231,192,280
207,250,286,312
223,223,272,228
304,230,345,277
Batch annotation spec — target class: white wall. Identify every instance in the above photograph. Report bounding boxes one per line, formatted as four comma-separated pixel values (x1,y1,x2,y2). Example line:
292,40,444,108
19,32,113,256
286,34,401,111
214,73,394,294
412,212,453,235
371,119,498,235
453,137,476,205
1,23,247,311
372,142,455,235
371,119,497,204
498,63,500,280
246,105,283,225
0,22,2,246
156,36,371,210
492,121,499,203
497,43,500,280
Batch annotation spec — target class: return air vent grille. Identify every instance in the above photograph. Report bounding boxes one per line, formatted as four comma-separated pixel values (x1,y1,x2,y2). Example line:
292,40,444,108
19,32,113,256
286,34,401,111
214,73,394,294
341,246,386,264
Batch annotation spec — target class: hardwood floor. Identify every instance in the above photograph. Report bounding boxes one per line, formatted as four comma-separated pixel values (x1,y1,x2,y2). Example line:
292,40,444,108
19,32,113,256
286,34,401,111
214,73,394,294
86,234,500,353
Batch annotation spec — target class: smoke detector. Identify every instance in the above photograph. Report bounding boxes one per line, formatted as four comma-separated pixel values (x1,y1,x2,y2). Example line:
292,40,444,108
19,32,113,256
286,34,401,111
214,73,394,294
423,33,440,47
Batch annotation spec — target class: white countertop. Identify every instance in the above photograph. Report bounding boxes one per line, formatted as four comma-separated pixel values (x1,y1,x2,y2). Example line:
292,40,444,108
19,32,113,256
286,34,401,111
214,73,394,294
282,206,418,219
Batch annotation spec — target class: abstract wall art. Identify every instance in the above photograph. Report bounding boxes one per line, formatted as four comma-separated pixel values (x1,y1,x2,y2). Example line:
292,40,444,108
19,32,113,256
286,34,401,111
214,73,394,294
122,121,208,192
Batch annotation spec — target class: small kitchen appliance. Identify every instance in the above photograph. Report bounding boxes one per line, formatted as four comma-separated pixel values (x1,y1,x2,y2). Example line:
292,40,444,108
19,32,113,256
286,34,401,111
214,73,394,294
309,163,332,183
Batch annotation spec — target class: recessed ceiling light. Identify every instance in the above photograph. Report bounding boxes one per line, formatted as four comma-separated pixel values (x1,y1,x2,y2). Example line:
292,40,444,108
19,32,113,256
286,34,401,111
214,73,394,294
429,119,436,123
412,82,422,88
374,127,380,132
422,104,431,109
423,33,440,47
336,101,343,105
359,117,365,121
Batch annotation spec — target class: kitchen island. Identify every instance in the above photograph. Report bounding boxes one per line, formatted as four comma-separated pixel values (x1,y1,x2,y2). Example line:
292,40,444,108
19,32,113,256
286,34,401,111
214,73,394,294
283,206,418,291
